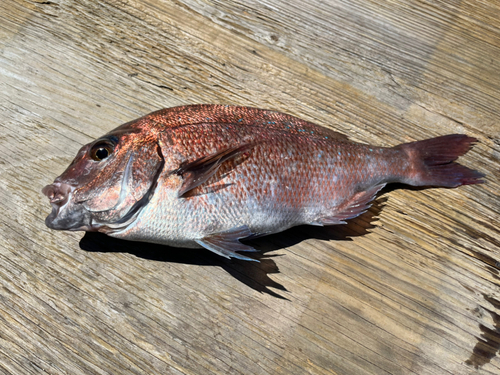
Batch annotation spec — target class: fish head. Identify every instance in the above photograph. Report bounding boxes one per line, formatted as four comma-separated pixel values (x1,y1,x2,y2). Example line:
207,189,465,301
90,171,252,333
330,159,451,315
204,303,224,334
42,119,164,233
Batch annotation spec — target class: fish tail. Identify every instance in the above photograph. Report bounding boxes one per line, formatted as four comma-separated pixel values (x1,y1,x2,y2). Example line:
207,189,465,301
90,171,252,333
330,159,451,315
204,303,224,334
397,134,485,187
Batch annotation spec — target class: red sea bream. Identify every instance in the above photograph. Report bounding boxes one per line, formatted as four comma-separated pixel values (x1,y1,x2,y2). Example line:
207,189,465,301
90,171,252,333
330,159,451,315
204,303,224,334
42,105,484,261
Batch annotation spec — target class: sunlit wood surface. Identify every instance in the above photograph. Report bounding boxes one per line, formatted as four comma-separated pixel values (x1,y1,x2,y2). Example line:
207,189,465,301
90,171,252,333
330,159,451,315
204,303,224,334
1,1,499,374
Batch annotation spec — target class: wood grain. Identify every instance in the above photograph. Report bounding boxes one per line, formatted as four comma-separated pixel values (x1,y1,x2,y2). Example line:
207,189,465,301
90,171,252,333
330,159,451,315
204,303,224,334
1,0,499,374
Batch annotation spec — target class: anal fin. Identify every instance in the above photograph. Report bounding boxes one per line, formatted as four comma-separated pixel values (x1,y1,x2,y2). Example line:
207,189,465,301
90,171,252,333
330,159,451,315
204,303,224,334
195,225,259,262
312,183,386,226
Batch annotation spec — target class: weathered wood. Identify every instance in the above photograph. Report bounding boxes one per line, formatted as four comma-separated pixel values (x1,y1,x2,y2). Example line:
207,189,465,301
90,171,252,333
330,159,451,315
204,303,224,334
1,0,499,374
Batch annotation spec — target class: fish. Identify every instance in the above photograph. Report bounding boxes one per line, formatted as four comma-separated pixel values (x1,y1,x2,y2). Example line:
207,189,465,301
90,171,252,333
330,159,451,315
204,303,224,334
42,104,485,261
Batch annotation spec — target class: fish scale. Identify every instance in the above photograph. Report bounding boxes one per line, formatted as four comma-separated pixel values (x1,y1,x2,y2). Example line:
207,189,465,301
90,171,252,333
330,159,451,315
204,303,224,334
42,105,484,261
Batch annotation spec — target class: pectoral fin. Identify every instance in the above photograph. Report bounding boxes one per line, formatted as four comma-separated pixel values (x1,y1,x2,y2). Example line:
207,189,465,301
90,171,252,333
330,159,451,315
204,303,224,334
175,143,255,197
195,225,259,262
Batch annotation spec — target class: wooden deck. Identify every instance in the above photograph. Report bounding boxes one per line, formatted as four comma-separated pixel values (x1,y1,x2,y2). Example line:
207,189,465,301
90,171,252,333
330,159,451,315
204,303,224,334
1,0,499,374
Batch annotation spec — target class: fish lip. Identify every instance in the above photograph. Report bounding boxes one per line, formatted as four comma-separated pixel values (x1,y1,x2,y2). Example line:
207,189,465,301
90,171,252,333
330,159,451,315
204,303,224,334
44,205,97,231
42,182,96,231
42,182,74,205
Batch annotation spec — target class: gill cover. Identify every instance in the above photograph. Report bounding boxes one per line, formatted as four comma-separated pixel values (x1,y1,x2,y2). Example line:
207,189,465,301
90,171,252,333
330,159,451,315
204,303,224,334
74,136,163,224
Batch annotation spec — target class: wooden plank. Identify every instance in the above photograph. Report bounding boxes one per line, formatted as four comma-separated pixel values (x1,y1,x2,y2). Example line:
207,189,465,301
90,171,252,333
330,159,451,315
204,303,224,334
0,0,499,374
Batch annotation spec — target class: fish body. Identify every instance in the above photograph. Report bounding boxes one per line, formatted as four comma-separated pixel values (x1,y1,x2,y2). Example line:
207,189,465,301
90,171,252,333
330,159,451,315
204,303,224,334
43,105,484,261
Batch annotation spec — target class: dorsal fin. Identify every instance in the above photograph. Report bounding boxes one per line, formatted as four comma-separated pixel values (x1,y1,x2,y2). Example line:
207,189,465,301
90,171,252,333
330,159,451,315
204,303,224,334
110,105,350,142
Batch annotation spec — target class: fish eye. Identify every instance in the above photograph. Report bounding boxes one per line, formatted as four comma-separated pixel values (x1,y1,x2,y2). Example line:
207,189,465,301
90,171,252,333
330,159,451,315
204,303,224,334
90,141,115,161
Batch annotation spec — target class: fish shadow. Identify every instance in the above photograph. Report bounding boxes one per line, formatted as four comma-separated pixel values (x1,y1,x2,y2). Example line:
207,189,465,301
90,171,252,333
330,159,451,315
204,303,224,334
80,197,388,299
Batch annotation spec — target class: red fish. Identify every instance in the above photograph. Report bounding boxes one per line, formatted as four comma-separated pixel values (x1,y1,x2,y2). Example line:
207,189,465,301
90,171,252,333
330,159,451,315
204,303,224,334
42,105,484,261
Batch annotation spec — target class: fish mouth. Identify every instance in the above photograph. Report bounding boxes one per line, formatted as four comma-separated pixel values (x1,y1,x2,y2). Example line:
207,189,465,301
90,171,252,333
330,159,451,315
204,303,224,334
42,182,95,231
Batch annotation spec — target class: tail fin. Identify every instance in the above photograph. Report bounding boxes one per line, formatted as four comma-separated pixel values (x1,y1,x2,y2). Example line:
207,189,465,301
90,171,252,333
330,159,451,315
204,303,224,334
398,134,485,187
